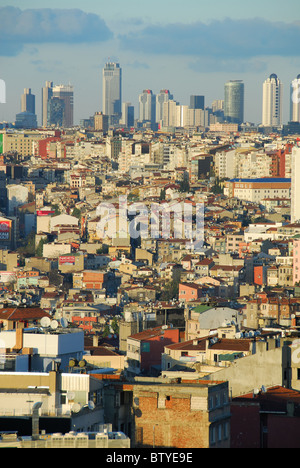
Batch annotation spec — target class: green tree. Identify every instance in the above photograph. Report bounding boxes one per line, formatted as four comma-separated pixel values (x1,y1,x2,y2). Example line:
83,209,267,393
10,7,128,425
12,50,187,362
72,207,82,219
36,238,48,257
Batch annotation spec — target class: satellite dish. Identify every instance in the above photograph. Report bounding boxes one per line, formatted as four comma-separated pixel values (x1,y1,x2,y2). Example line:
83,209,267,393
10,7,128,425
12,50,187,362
71,403,82,414
60,317,68,328
41,316,51,328
51,320,58,330
88,401,95,411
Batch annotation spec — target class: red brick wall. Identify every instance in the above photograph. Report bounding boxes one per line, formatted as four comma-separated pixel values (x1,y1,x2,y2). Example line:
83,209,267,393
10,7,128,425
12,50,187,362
135,392,210,448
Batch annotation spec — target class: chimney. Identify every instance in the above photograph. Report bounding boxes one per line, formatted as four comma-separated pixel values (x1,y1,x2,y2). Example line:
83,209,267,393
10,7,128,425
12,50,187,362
13,328,23,351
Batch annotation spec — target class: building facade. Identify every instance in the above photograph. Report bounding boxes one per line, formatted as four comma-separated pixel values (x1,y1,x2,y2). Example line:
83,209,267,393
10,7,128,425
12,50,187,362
224,80,244,124
102,62,122,126
262,74,283,127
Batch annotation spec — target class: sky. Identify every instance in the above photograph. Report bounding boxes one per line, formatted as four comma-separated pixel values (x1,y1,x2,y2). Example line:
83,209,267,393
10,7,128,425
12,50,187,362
0,0,300,126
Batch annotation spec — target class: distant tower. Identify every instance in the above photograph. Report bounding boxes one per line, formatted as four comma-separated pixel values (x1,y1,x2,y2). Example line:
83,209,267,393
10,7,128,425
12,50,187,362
262,74,283,127
52,84,74,128
121,102,135,128
42,81,53,127
290,75,300,123
190,95,205,110
102,62,122,126
156,90,173,123
224,80,244,124
139,89,156,127
21,88,35,114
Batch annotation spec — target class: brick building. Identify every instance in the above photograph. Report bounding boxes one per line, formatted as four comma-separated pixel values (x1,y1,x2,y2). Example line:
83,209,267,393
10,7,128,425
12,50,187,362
93,374,231,448
231,386,300,448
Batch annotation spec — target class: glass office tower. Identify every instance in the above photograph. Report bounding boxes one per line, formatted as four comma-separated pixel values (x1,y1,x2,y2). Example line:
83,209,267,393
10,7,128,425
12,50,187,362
224,80,244,124
102,62,122,126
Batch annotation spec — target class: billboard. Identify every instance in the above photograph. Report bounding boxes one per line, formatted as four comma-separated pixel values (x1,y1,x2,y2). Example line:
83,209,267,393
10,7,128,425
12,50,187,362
0,134,3,154
0,220,11,241
37,210,55,217
59,255,75,265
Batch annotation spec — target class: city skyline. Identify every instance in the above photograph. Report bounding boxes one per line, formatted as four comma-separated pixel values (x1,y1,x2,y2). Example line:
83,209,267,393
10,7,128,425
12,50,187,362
0,1,300,125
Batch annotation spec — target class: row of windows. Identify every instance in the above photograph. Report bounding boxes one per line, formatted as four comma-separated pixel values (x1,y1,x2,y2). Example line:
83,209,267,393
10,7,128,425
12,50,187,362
210,422,229,445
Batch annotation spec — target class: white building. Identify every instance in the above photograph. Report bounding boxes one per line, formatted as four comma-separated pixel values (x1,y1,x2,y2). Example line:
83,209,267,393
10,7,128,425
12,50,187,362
291,75,300,123
262,74,283,127
7,184,29,216
291,145,300,223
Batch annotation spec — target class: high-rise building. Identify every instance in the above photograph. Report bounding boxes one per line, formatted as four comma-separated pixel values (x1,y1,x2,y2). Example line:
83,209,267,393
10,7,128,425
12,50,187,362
121,102,135,128
21,88,35,115
190,95,205,110
17,88,37,128
224,80,244,124
290,75,300,123
47,97,65,127
94,112,109,132
291,145,300,223
262,74,283,127
156,90,173,123
139,90,156,128
52,84,74,128
42,81,53,127
102,62,122,126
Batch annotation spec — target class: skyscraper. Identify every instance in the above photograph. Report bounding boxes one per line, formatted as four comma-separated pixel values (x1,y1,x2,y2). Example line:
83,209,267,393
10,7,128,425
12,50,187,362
262,74,283,127
156,90,173,123
139,90,156,128
224,80,244,124
21,88,35,114
42,81,53,127
121,102,135,128
290,75,300,123
52,84,74,128
190,95,205,110
47,97,65,127
102,62,122,126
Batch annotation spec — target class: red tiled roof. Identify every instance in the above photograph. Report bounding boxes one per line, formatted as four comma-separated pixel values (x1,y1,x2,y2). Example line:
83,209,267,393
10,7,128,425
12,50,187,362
0,307,51,321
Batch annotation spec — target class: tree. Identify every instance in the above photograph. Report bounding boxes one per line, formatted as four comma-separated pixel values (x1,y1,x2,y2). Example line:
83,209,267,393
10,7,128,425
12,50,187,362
160,188,166,200
72,207,81,219
36,237,48,257
179,179,190,193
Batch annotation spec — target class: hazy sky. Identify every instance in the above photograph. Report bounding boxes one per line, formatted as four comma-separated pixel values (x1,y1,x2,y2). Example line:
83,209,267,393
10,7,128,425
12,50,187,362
1,0,300,125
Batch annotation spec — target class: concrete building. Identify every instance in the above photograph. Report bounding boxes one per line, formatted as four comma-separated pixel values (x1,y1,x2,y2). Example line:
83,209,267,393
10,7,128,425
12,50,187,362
120,102,134,128
262,74,283,127
94,112,109,132
139,90,156,128
290,75,300,123
291,145,300,223
0,370,105,435
21,88,35,115
7,184,29,216
42,81,53,127
0,326,84,373
224,178,291,203
156,89,173,124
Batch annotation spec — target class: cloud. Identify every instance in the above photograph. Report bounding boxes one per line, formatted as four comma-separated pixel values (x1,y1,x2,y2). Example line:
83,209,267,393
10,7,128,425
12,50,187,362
119,17,300,60
189,57,268,74
127,60,150,69
0,6,113,56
